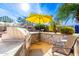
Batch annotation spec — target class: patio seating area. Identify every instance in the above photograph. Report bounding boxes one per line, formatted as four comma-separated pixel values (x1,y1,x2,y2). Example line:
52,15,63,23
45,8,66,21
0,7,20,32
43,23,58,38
0,26,79,56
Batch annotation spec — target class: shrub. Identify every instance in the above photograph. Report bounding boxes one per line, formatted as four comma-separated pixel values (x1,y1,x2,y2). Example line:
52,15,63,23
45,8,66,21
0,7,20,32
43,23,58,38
60,26,75,34
34,24,48,31
48,25,53,32
56,25,62,32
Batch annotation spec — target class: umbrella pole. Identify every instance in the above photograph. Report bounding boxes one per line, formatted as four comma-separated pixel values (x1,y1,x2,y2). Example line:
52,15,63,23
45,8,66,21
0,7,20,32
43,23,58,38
39,30,41,41
39,19,41,41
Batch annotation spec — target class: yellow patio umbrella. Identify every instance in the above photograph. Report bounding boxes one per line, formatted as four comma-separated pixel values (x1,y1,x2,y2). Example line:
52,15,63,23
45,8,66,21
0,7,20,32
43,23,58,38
26,14,52,24
26,14,52,39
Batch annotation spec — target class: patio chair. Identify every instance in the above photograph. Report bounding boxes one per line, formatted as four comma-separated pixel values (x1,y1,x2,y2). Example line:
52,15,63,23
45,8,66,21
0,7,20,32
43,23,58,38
52,35,78,56
51,34,64,46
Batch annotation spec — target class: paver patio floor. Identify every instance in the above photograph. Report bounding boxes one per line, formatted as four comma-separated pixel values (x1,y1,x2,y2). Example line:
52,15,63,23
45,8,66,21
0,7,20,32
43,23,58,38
28,42,52,56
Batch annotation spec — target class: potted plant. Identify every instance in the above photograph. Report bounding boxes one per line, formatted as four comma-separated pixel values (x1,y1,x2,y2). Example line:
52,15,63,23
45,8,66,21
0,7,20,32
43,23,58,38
60,26,75,35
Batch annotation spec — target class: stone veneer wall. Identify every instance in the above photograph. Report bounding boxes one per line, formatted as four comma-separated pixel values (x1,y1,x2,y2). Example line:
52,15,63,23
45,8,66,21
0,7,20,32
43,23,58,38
40,33,53,44
30,33,39,44
30,32,54,44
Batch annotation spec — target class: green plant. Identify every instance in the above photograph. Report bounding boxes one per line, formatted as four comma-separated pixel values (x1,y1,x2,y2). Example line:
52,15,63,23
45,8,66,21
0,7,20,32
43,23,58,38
52,22,57,33
56,4,79,24
60,26,75,34
34,24,48,31
50,21,58,33
56,25,62,32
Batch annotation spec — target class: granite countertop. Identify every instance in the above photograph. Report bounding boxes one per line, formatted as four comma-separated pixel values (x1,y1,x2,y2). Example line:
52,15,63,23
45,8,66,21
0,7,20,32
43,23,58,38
0,40,24,56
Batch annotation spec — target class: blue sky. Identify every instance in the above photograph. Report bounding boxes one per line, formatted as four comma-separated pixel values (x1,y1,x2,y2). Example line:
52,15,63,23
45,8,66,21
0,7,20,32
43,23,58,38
0,3,78,25
0,3,59,23
39,3,59,16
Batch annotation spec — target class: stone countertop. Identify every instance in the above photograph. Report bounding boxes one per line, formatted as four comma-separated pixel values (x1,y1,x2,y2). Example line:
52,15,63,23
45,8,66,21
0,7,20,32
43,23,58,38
40,32,79,36
30,32,39,34
30,32,61,35
30,32,54,34
40,32,56,35
0,40,24,56
30,32,79,39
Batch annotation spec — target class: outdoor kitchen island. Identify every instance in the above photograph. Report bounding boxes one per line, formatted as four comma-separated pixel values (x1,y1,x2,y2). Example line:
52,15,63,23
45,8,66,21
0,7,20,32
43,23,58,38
0,27,31,56
0,35,31,56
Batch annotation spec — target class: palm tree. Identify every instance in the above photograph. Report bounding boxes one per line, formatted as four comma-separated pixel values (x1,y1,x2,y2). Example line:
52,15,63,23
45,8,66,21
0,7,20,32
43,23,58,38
56,3,79,24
